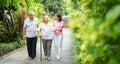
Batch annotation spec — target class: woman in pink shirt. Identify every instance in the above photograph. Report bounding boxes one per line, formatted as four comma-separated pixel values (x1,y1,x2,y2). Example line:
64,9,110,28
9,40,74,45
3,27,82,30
53,13,64,60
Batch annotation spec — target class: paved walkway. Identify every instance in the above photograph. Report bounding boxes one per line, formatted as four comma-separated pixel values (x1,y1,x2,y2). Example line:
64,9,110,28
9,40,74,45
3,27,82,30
0,28,75,64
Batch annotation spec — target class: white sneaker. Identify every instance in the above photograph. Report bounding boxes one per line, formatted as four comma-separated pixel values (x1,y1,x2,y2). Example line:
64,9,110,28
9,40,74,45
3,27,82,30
56,56,61,60
47,57,51,61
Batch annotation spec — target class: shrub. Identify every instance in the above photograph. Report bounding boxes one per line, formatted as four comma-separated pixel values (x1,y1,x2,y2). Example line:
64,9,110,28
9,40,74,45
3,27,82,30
69,0,120,64
0,40,25,57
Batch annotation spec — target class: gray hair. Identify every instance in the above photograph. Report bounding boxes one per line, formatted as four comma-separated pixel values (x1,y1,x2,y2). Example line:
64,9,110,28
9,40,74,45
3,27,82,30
43,15,49,19
28,11,34,15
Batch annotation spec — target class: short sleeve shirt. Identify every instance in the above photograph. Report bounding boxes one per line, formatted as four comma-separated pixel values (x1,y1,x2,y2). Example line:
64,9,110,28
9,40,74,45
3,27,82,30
39,22,53,39
23,18,38,38
53,21,64,35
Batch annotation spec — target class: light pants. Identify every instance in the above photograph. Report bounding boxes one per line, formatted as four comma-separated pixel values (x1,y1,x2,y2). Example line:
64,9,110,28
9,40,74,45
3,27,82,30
54,35,63,57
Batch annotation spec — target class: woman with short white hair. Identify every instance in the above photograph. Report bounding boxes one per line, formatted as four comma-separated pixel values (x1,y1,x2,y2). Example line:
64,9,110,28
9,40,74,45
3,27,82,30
38,15,53,61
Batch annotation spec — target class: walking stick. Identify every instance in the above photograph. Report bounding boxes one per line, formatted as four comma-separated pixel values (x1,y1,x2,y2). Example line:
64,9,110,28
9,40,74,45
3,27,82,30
40,36,42,62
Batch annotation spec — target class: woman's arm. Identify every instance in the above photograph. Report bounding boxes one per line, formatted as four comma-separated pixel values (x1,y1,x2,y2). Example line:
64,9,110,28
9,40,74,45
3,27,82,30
54,21,64,31
55,26,63,31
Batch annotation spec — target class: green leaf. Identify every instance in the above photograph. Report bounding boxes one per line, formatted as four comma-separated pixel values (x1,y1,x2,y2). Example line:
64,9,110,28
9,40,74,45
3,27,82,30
105,5,120,23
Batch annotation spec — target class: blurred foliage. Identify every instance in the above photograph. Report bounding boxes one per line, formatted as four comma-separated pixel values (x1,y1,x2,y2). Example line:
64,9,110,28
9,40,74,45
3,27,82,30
0,0,45,43
41,0,67,16
0,0,22,42
68,0,120,64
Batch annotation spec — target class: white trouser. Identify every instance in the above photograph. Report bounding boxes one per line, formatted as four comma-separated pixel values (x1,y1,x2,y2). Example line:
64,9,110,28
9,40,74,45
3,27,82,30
54,35,63,57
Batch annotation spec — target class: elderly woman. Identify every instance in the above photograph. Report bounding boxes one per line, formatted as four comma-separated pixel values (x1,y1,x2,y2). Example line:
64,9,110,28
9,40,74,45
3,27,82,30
38,15,53,61
23,11,38,60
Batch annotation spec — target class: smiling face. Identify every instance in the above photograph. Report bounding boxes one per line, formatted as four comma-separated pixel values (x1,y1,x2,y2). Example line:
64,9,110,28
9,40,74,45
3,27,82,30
28,11,34,20
44,17,48,23
29,14,34,20
43,15,49,23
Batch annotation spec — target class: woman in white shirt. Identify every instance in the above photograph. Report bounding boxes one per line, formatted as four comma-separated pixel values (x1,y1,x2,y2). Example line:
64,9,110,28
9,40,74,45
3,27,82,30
38,15,53,61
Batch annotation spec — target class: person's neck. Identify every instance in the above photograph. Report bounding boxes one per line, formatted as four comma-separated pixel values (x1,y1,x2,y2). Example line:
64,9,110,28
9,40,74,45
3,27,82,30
56,20,60,22
29,18,34,21
45,22,48,24
30,19,34,21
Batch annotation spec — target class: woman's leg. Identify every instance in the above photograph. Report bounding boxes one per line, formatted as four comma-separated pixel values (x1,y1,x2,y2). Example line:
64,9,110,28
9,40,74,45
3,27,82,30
54,35,58,56
47,40,52,57
42,39,47,57
46,39,52,60
57,35,63,59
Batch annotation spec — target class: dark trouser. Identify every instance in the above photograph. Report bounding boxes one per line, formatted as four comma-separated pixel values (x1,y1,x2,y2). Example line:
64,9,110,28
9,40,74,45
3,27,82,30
42,39,52,57
26,37,37,58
